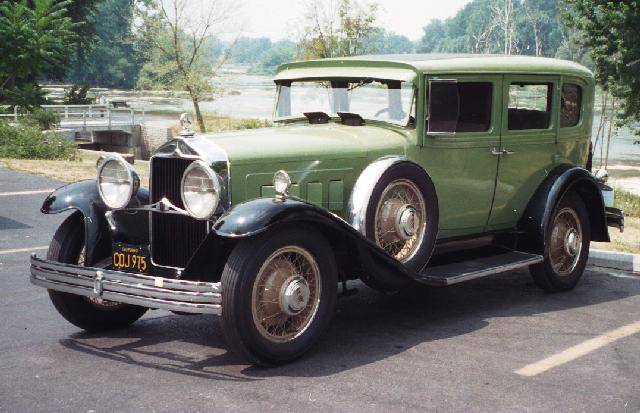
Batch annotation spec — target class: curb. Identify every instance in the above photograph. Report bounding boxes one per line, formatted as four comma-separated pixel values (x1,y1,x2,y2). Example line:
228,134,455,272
588,249,640,274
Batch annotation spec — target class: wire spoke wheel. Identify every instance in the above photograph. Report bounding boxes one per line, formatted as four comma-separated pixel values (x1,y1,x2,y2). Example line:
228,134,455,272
373,179,427,262
251,246,321,343
548,207,583,276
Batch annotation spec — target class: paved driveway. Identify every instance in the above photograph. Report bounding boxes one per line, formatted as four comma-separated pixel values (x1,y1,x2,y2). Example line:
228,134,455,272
1,167,639,412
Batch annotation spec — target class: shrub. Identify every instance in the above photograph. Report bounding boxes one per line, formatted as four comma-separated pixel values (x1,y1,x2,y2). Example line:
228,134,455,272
64,85,92,105
21,109,60,130
235,118,272,130
0,122,77,160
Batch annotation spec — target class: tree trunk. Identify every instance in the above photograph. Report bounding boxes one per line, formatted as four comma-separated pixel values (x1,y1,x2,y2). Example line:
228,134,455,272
187,88,206,133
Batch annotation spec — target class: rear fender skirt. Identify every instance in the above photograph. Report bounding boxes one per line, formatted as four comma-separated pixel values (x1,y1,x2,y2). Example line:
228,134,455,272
41,179,149,266
190,197,412,284
519,165,609,254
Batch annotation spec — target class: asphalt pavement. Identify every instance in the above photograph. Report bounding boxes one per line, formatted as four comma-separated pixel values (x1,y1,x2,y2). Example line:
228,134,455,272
1,166,639,412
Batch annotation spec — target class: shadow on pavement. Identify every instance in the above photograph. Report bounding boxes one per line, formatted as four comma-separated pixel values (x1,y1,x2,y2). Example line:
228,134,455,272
58,268,639,380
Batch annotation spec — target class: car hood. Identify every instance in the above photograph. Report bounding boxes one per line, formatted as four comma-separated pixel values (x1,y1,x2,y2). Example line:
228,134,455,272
200,123,410,165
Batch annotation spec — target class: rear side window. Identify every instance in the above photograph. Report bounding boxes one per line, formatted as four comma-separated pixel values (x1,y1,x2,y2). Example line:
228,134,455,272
561,83,582,127
508,83,553,130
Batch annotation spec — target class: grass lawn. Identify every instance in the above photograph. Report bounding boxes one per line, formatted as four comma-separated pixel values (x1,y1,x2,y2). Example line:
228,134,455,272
0,149,150,187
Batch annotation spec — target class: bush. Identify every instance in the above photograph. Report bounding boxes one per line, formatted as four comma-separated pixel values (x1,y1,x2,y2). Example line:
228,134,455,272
0,122,77,160
64,85,92,105
21,109,60,130
235,118,272,130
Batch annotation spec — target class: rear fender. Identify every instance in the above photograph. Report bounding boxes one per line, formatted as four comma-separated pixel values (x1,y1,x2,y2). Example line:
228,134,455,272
41,179,149,266
519,165,608,254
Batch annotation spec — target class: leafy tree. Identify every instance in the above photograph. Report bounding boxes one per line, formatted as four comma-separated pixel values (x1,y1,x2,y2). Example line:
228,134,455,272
365,28,414,54
563,0,640,127
298,0,379,59
417,20,446,53
67,0,145,88
249,40,297,74
139,0,237,132
414,0,589,62
0,0,75,104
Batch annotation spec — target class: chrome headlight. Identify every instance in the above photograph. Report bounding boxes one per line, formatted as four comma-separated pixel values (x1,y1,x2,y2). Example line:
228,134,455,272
273,170,292,196
181,160,221,219
97,154,139,209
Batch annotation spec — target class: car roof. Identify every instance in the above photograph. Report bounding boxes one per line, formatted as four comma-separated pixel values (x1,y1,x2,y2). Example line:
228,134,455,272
275,54,594,82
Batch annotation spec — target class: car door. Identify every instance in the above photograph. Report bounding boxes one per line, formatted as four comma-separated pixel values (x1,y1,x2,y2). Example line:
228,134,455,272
487,75,559,230
415,75,502,238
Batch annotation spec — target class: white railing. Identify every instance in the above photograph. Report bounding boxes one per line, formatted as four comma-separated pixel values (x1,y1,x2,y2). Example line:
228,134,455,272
0,104,146,130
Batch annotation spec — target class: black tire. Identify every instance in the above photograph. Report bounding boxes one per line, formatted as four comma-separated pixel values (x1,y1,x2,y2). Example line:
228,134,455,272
47,212,148,332
364,162,438,272
220,226,338,365
529,192,591,292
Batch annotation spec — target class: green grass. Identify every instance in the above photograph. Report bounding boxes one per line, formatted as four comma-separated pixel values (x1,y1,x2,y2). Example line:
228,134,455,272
615,190,640,217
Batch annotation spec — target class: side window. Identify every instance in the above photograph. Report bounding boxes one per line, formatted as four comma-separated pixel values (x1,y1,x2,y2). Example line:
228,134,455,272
427,81,493,134
457,83,493,132
508,83,553,130
561,83,582,127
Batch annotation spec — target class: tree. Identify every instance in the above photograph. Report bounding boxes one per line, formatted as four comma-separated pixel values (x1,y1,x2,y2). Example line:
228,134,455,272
67,0,145,88
366,28,414,55
0,0,75,105
139,0,237,132
298,0,379,59
417,20,446,53
563,1,640,129
491,0,517,55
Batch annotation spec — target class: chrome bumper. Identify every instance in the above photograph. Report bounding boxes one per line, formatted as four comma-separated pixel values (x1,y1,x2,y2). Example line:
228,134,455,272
605,206,624,233
30,255,221,315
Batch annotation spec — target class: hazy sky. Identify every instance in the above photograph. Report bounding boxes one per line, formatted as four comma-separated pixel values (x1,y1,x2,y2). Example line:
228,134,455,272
236,0,473,41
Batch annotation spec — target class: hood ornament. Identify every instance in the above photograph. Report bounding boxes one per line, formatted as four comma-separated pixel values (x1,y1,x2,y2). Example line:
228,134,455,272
179,113,195,137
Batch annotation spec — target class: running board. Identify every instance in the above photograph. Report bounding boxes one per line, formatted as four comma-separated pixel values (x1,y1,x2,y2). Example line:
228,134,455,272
416,251,543,286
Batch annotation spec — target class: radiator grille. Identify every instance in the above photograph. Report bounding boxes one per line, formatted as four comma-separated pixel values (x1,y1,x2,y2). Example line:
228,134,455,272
150,157,209,268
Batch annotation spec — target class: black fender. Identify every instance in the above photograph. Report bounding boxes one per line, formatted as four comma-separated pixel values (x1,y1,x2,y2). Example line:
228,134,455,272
41,179,149,266
183,196,412,287
519,165,609,254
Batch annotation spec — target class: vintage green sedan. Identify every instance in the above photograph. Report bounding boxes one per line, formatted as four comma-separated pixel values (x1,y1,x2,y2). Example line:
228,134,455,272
31,54,624,365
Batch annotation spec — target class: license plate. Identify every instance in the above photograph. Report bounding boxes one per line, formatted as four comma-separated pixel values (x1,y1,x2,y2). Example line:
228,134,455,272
112,244,149,273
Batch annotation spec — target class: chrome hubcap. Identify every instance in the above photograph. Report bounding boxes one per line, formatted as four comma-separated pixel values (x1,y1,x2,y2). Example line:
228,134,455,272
549,208,582,276
252,246,321,342
279,276,310,316
374,179,427,262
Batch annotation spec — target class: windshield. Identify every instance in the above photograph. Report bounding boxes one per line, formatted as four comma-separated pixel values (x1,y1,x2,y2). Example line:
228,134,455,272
274,79,415,125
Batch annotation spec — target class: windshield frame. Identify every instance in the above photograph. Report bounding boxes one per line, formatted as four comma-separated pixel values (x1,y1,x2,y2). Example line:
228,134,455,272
272,77,417,127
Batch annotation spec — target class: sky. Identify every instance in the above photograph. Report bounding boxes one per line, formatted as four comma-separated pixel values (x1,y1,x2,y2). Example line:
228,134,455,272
236,0,473,41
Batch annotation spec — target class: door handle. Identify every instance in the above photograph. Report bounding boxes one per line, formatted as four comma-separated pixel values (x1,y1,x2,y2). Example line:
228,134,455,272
490,147,503,156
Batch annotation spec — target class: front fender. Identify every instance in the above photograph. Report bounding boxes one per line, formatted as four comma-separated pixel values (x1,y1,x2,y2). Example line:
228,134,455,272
519,165,608,254
41,180,149,266
183,197,412,287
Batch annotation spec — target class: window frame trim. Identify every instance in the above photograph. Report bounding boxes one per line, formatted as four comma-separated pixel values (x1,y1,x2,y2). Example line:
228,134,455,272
424,74,501,143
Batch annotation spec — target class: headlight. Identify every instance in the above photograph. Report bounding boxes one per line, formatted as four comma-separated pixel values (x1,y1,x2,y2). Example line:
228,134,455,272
181,160,220,219
97,154,139,209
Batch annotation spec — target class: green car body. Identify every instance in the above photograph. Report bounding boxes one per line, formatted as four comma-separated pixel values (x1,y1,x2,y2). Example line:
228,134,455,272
208,54,594,239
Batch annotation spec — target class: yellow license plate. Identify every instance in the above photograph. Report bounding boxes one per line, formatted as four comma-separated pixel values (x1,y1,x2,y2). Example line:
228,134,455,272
112,244,149,273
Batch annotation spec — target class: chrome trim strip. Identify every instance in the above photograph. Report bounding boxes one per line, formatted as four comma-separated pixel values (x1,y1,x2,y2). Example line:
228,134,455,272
30,255,221,315
346,156,410,235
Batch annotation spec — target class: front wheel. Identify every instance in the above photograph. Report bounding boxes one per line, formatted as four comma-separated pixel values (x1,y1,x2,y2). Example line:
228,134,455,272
47,212,148,331
220,226,338,365
529,192,591,292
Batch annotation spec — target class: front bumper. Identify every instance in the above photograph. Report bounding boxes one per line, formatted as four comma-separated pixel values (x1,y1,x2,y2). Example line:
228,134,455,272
30,255,221,315
605,206,625,233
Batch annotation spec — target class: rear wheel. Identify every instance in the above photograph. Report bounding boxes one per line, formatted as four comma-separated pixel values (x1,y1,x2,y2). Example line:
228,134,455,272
529,192,591,292
220,226,337,365
47,212,148,331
